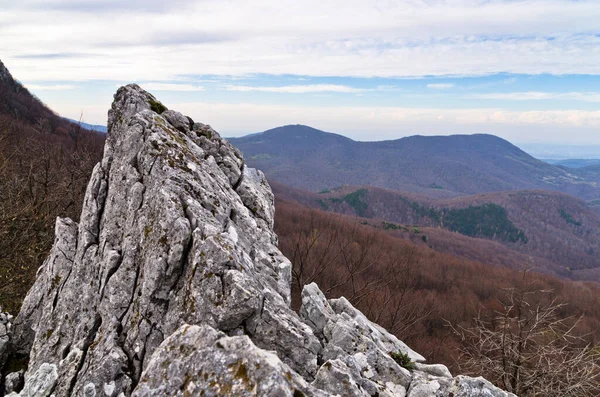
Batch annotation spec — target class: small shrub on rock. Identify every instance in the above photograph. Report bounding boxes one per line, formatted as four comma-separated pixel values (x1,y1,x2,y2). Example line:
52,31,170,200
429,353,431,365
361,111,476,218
389,351,415,371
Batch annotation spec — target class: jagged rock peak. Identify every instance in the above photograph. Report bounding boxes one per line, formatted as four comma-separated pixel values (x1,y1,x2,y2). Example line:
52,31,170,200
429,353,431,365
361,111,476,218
7,83,314,396
3,84,515,397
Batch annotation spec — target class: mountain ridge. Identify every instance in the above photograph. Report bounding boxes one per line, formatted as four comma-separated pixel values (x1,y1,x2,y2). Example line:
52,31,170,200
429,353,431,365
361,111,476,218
230,125,600,200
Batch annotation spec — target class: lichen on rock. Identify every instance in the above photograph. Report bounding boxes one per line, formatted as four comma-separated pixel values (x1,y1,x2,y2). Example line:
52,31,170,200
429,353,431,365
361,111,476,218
133,324,327,397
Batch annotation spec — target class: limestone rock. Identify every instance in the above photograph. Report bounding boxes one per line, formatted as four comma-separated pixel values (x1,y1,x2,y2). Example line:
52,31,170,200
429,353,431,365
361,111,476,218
413,363,452,379
300,282,417,392
132,324,327,397
0,309,11,370
10,217,78,358
10,84,318,396
3,370,24,395
6,363,57,397
407,372,517,397
447,376,517,397
161,110,192,133
299,282,515,397
312,360,366,397
6,85,516,397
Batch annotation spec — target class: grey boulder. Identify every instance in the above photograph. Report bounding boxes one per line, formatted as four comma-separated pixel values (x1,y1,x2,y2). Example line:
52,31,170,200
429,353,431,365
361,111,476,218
3,370,24,395
133,323,327,397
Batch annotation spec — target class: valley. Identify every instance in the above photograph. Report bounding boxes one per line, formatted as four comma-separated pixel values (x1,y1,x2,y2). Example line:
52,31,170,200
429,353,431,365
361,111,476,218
271,182,600,281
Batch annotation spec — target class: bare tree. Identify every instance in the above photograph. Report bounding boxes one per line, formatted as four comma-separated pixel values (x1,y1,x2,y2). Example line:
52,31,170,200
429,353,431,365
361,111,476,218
360,245,432,340
450,268,600,396
280,208,431,342
286,210,346,293
0,114,103,313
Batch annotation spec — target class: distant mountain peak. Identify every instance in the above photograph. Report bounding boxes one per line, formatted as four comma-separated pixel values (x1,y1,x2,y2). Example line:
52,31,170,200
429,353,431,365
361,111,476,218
264,124,333,135
252,124,354,143
230,124,600,200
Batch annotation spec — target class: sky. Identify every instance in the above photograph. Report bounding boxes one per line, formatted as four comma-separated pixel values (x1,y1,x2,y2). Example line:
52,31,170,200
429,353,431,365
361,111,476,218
2,0,600,147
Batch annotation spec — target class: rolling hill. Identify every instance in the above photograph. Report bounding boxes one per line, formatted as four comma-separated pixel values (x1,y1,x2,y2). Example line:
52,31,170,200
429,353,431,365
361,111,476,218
230,125,600,200
272,182,600,282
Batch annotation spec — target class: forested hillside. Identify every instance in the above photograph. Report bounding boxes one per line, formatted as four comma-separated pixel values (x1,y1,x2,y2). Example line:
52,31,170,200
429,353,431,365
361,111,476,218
274,198,600,375
273,182,600,281
0,60,104,312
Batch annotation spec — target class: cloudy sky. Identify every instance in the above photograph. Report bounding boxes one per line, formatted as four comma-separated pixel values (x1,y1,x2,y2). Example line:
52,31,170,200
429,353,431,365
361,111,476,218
2,0,600,146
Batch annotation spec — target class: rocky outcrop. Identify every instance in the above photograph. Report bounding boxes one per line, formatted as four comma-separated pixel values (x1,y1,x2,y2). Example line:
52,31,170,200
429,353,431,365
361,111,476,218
132,324,327,397
0,309,12,371
2,85,515,397
299,284,515,397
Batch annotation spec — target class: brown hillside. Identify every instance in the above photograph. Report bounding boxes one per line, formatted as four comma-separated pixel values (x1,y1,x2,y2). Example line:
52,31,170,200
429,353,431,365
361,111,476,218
274,198,600,371
272,181,600,281
0,60,105,312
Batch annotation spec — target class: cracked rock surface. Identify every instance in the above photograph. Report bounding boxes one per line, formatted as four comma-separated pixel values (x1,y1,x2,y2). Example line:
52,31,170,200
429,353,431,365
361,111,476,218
2,85,515,397
132,324,328,397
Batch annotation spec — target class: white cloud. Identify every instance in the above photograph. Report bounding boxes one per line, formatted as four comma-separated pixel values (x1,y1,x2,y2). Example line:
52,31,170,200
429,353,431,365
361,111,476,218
8,0,600,145
3,1,600,81
224,84,365,94
471,92,600,102
161,102,600,144
427,83,455,90
139,83,205,92
25,83,77,90
50,98,600,144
